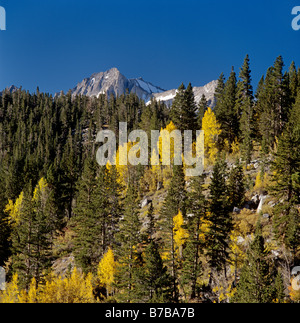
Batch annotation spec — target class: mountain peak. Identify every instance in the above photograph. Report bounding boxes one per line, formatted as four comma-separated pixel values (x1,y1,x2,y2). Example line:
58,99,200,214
71,68,217,106
0,85,19,96
71,68,165,100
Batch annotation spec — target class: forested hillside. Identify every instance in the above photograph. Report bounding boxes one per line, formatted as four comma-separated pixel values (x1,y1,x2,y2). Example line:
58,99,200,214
0,55,300,303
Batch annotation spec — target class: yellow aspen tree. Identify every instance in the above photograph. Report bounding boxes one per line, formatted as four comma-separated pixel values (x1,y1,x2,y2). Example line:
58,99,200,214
0,273,20,303
173,211,189,259
65,268,93,303
150,147,162,182
97,248,117,297
254,171,271,192
33,177,48,202
115,141,137,189
198,217,211,244
27,278,37,303
254,172,263,191
35,272,60,303
201,107,221,164
158,121,180,186
4,191,24,225
158,121,177,163
18,277,38,303
36,269,94,303
231,138,240,156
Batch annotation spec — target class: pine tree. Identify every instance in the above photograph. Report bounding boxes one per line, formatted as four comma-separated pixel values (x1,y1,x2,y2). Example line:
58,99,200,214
182,175,206,300
170,83,186,130
72,158,107,273
197,94,208,129
183,83,197,131
236,55,254,105
60,129,79,219
257,56,290,152
11,179,59,288
206,158,231,275
232,227,274,303
227,160,246,210
215,67,238,147
159,164,186,301
145,202,156,239
240,96,254,164
103,164,123,250
214,73,226,113
274,271,285,303
236,55,255,164
0,170,11,267
137,240,172,302
115,184,142,302
271,93,300,255
170,83,197,131
289,61,298,103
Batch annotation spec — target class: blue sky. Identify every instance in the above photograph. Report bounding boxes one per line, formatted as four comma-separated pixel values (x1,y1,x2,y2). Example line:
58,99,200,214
0,0,299,94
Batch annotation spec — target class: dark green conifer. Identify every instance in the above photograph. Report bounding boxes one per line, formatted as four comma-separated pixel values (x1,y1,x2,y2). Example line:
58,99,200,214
197,94,208,129
232,227,274,303
206,158,231,275
182,175,206,300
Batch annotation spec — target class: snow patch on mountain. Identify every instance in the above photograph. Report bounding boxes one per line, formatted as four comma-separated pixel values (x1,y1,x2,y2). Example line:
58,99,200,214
149,80,218,107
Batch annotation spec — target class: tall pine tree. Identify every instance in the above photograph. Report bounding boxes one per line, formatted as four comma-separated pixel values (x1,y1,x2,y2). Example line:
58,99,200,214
206,158,232,276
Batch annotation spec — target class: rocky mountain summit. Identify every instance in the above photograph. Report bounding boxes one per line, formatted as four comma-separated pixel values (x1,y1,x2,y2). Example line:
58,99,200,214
71,67,166,102
0,85,19,96
71,67,217,106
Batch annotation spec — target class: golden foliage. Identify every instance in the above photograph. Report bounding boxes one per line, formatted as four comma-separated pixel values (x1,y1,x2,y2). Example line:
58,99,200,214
158,121,179,165
33,177,48,202
173,211,189,258
233,209,259,238
229,230,246,275
198,216,211,244
115,141,137,188
231,138,240,155
0,273,20,303
201,108,221,164
97,248,117,295
0,269,94,303
5,192,24,225
254,172,271,192
213,284,236,303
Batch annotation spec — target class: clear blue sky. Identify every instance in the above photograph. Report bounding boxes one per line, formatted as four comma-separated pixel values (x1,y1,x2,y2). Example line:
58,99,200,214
0,0,299,94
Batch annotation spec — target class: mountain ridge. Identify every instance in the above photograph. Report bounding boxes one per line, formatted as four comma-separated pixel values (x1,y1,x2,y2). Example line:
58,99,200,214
71,67,217,106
